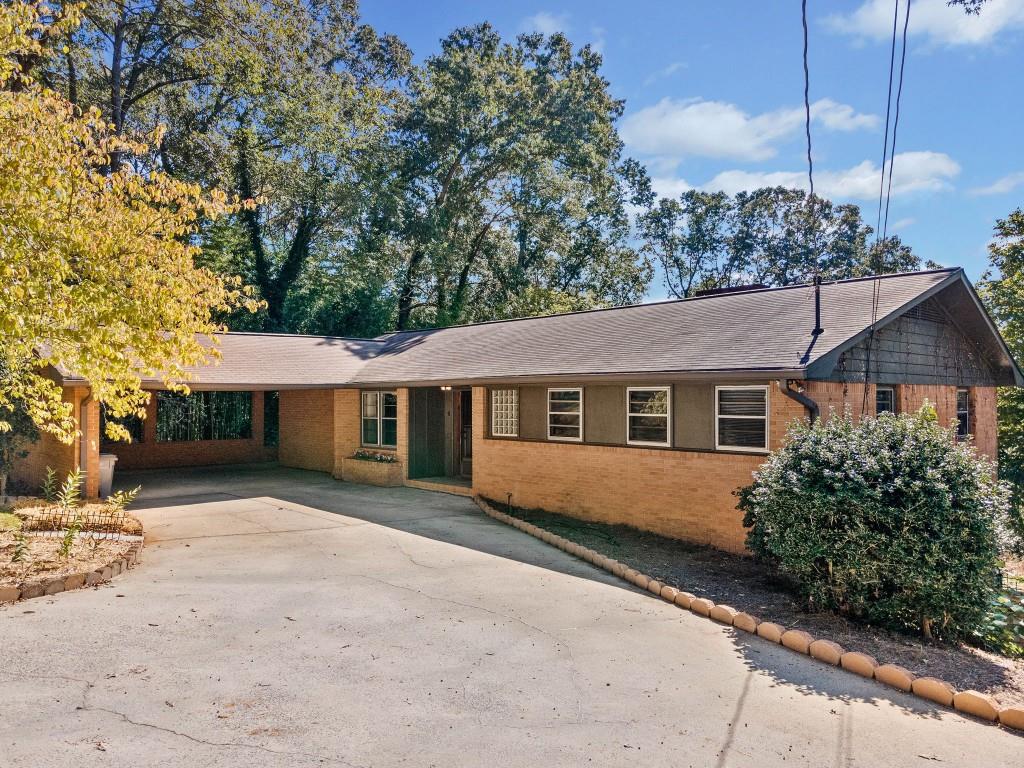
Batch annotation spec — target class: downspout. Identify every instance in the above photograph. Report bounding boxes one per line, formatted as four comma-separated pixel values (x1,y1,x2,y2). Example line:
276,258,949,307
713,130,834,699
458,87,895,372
777,379,819,424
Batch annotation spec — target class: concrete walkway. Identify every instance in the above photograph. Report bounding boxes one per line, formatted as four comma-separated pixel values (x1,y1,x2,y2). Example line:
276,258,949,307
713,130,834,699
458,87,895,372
1,465,1021,767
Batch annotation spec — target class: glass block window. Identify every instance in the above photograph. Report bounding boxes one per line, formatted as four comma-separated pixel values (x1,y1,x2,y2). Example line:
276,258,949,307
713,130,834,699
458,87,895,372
715,386,768,452
548,388,583,441
627,387,671,446
156,391,252,442
957,388,970,439
362,391,397,448
876,386,896,415
491,389,519,437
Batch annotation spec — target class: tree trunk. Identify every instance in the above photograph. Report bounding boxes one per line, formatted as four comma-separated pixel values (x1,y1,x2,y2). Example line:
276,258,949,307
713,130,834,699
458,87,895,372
108,7,127,172
396,249,425,331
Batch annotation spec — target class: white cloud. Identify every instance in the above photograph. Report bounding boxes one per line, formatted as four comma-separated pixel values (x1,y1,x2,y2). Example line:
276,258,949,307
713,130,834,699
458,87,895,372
521,11,569,36
826,0,1024,47
643,61,687,86
969,171,1024,196
890,217,916,230
812,99,880,131
650,176,693,199
620,97,878,163
701,151,960,200
590,25,606,54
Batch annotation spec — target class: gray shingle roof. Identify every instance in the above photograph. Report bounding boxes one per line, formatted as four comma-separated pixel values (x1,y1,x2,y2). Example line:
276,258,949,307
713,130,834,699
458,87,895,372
353,269,963,384
66,268,1018,388
141,334,385,389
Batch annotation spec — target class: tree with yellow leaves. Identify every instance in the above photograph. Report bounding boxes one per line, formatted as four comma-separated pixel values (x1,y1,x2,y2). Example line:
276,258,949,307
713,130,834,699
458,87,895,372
0,1,259,443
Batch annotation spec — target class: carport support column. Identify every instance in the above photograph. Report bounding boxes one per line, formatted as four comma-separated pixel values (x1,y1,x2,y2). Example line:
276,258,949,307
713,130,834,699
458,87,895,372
78,391,100,498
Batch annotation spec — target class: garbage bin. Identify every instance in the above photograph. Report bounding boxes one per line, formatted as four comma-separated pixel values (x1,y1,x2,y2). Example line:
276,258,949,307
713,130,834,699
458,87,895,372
99,453,118,499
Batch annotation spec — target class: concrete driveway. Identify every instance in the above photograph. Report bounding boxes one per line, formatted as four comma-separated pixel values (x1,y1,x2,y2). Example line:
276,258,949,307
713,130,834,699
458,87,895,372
1,465,1021,767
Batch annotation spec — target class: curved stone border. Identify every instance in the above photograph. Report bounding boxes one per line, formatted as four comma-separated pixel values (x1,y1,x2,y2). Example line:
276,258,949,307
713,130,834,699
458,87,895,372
473,496,1024,734
0,540,143,606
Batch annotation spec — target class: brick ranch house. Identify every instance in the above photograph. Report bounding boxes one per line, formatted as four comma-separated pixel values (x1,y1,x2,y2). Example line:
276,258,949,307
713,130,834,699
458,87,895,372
13,268,1023,553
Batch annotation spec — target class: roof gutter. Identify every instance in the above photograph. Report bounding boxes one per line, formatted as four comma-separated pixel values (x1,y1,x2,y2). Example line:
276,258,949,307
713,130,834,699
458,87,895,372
777,379,819,424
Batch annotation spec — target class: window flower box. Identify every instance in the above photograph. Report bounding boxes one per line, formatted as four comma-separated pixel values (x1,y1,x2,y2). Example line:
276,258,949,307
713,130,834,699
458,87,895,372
341,455,403,487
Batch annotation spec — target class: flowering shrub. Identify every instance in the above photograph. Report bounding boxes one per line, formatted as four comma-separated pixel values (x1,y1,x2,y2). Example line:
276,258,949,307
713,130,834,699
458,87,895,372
738,406,1015,640
352,449,398,463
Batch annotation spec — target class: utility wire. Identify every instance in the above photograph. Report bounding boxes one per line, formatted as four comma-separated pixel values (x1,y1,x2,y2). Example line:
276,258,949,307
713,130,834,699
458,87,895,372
801,0,814,201
875,0,900,246
801,0,820,292
882,0,911,242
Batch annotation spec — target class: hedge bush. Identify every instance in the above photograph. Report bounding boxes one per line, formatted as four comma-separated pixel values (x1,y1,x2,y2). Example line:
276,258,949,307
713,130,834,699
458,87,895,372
738,405,1014,640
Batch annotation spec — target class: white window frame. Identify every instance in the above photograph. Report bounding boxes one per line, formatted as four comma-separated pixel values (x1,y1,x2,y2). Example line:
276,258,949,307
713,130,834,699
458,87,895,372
361,390,397,448
956,387,970,439
715,385,769,453
490,388,519,438
626,386,672,447
547,387,584,442
875,385,896,415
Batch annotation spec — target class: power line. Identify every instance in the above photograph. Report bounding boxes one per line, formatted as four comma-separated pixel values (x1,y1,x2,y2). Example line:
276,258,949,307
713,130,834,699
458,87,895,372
882,0,911,242
801,0,814,200
875,0,900,245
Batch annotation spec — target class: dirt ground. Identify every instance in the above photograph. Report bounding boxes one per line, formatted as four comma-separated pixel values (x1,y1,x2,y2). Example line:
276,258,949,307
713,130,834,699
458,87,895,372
0,532,132,586
501,502,1024,707
0,501,140,587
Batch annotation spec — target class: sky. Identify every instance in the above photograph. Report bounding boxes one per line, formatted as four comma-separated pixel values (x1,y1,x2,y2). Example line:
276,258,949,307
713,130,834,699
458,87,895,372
361,0,1024,297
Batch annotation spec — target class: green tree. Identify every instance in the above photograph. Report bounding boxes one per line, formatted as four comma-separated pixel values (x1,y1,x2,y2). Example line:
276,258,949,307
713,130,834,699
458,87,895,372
638,186,925,297
387,25,649,330
35,1,410,331
1,1,259,441
978,208,1024,544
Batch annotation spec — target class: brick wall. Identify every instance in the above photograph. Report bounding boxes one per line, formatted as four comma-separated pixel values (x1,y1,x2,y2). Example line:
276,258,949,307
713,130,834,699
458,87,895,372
10,386,99,498
279,389,335,473
107,390,274,471
332,389,361,478
471,381,1000,553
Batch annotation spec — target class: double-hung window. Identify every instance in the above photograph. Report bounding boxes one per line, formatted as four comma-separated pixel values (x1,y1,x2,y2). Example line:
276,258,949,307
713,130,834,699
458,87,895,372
548,388,583,441
715,386,768,452
626,387,671,446
362,391,398,448
956,388,970,439
876,386,896,415
491,389,519,437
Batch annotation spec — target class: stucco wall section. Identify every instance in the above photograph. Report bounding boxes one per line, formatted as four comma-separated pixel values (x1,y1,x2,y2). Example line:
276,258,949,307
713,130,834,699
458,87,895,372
278,389,334,473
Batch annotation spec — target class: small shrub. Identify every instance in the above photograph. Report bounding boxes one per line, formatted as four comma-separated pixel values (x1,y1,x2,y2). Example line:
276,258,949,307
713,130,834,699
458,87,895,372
738,406,1014,641
59,515,81,559
107,485,140,512
41,467,57,503
55,468,83,513
11,529,27,563
973,589,1024,657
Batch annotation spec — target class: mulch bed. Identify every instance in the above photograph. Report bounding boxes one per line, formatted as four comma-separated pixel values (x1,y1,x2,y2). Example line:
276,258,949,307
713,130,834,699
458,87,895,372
500,502,1024,707
0,500,142,589
0,533,133,587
